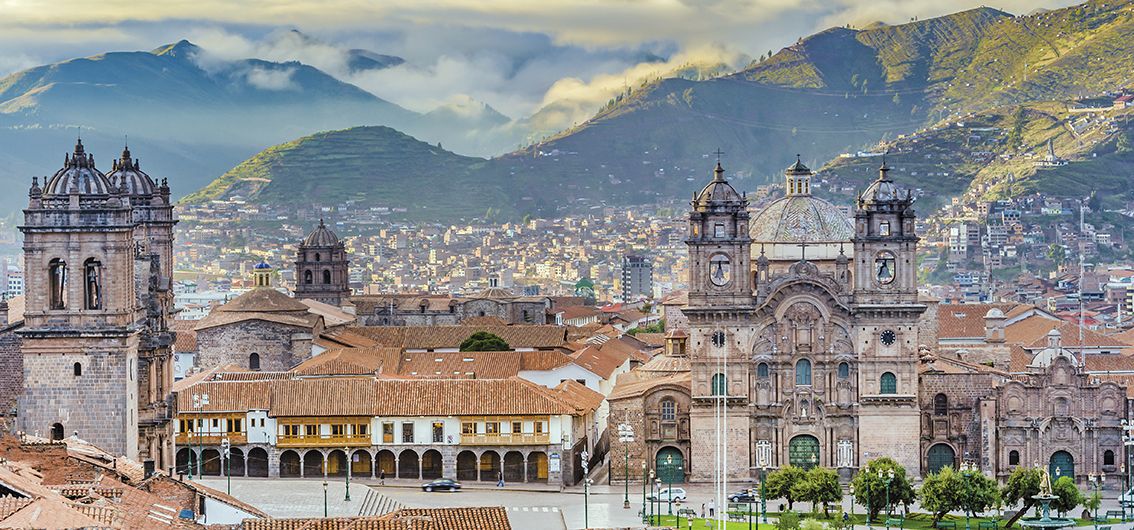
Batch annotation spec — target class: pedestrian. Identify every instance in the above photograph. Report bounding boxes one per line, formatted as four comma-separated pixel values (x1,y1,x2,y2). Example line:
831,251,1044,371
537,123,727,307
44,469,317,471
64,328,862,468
700,503,705,518
497,470,504,488
379,469,385,486
708,499,716,518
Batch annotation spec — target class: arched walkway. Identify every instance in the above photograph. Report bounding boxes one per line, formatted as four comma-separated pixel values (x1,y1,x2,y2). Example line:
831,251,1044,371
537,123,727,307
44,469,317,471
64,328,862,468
376,450,396,478
398,450,420,479
279,450,301,477
927,443,956,474
457,451,478,481
352,451,373,477
247,448,269,477
655,447,685,483
202,449,222,476
327,450,347,477
503,451,524,483
789,435,820,470
1050,451,1074,481
303,450,324,477
175,448,196,476
228,447,246,476
527,451,548,483
422,450,443,479
480,450,501,482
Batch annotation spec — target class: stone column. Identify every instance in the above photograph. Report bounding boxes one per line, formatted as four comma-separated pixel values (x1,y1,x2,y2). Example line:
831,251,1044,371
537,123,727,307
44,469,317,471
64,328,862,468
442,447,456,479
523,453,529,483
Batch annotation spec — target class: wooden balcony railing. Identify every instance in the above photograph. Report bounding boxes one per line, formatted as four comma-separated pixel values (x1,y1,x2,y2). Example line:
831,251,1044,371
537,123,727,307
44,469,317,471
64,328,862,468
175,433,247,446
461,433,550,446
277,433,372,447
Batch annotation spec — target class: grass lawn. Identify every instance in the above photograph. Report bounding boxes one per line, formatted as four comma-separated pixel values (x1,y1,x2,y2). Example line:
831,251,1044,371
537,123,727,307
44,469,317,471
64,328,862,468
644,511,1122,530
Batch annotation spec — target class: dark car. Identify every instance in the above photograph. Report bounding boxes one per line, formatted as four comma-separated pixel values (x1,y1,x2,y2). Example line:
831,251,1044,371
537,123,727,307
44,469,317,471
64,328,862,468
727,490,760,503
422,478,462,492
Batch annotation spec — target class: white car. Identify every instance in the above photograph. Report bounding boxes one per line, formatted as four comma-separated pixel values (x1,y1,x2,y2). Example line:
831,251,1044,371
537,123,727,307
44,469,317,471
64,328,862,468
649,487,687,503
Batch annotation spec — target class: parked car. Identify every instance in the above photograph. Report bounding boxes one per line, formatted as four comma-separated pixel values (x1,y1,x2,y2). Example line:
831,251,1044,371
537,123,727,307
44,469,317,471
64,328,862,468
648,487,687,502
728,490,760,503
422,478,462,492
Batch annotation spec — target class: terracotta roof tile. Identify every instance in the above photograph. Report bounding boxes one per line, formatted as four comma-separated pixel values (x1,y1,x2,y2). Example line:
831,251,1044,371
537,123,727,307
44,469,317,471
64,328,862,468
937,303,1018,339
216,288,311,313
348,325,566,350
270,378,377,417
291,347,398,376
176,380,273,412
609,372,691,400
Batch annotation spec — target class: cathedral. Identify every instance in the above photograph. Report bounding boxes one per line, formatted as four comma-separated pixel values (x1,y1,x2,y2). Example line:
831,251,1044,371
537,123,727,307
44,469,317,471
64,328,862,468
3,139,177,469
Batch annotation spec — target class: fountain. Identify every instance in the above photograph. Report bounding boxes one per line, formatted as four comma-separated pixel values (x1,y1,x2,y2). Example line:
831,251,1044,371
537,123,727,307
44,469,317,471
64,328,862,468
1019,467,1075,530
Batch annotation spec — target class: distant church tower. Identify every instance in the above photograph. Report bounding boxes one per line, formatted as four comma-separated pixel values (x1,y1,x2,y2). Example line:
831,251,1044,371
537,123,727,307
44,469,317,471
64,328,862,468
686,161,751,307
294,219,350,307
851,160,925,476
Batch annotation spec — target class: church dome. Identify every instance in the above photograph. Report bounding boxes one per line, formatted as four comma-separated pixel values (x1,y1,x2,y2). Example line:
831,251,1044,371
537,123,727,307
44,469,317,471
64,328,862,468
860,159,899,204
106,145,156,197
43,139,114,196
302,219,340,247
253,260,272,270
693,162,744,209
749,156,853,261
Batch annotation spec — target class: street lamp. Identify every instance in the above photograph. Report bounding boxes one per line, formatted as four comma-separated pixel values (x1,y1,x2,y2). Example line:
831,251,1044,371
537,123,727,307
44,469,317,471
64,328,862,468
642,462,648,524
665,453,674,516
618,423,634,509
221,437,231,495
760,457,769,524
884,468,895,530
748,487,755,530
960,461,976,530
648,469,656,524
849,483,856,521
1089,472,1104,530
344,446,351,502
654,477,662,526
865,470,873,530
322,480,328,517
582,450,591,530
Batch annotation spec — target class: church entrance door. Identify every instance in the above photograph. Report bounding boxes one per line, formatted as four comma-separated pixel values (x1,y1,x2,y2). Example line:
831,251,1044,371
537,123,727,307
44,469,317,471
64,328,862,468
656,447,685,483
789,435,820,470
1050,451,1074,481
927,443,956,474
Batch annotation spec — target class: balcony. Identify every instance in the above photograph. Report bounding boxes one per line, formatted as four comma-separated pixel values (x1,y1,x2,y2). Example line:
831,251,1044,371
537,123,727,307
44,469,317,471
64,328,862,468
461,433,550,446
175,433,247,446
277,433,372,448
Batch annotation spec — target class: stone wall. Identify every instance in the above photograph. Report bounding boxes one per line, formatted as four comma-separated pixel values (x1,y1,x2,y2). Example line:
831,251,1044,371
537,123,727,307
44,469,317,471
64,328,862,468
196,320,307,371
858,403,921,479
0,325,23,420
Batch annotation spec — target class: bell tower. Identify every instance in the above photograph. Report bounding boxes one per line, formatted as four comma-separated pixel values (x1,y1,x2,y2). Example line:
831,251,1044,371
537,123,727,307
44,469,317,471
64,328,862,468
294,219,351,307
686,161,752,307
852,160,918,303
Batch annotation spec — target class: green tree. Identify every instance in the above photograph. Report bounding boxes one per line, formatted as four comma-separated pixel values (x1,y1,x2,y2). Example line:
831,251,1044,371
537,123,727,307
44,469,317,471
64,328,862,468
920,466,961,525
766,465,807,510
776,511,801,530
850,458,916,522
1051,476,1082,516
795,467,842,517
958,469,1001,522
459,331,511,352
1084,490,1102,519
1046,244,1066,267
1001,467,1043,528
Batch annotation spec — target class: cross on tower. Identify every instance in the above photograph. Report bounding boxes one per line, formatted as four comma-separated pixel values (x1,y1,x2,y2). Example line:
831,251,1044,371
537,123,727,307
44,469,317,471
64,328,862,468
796,242,810,261
714,148,725,163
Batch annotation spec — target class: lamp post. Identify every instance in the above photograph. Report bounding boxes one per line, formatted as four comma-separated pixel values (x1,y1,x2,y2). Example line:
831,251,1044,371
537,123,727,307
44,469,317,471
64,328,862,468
648,469,656,524
849,483,856,521
748,487,755,530
884,468,895,530
1123,419,1134,522
864,470,873,530
760,459,769,524
221,437,230,495
961,461,976,530
654,477,662,525
1089,473,1104,530
618,423,634,509
344,446,351,502
582,449,591,530
322,480,328,517
665,453,675,516
642,462,648,524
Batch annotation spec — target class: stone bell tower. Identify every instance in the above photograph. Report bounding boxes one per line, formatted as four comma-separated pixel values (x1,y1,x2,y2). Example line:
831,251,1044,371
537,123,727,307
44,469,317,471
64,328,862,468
685,161,752,307
851,159,925,477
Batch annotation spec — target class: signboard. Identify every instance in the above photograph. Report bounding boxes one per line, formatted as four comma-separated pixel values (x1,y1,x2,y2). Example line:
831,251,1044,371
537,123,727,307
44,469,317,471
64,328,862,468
549,452,561,473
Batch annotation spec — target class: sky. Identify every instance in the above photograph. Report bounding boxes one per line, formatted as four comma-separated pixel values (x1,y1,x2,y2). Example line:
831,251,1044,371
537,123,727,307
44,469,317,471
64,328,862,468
0,0,1084,120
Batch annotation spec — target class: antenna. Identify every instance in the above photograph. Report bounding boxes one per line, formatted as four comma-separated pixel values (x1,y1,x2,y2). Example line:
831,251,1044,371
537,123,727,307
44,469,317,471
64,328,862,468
1079,197,1085,367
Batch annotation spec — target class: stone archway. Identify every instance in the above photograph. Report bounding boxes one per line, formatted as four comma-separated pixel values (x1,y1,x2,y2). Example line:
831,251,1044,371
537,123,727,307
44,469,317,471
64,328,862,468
398,449,420,479
789,435,820,470
327,450,347,477
228,447,246,476
1050,451,1074,481
927,443,956,474
376,450,396,478
480,451,501,482
175,448,196,476
655,447,685,483
351,451,373,477
202,449,222,476
303,450,324,477
422,450,443,479
279,450,301,477
457,451,478,481
247,447,269,477
527,452,548,483
503,451,524,483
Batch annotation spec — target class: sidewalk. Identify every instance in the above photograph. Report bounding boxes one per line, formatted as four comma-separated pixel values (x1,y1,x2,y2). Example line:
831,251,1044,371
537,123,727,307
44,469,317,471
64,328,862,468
357,476,565,493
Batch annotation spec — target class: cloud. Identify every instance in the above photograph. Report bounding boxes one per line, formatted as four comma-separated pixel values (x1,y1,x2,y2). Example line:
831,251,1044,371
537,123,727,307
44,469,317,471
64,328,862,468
244,66,298,90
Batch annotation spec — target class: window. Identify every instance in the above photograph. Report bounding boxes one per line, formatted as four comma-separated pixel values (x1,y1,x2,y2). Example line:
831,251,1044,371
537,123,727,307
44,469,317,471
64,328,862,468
461,422,476,435
332,424,346,436
49,258,66,309
1009,450,1020,466
382,422,394,443
1105,450,1116,466
934,393,948,416
305,424,317,437
486,422,500,435
837,362,849,379
880,372,897,394
757,363,769,378
226,418,242,432
402,422,414,443
211,418,219,428
322,270,332,284
714,223,725,238
512,421,522,434
711,373,726,396
83,259,101,310
795,359,812,386
73,362,82,377
433,422,444,443
284,424,301,437
180,419,192,433
314,253,321,262
249,353,260,371
661,399,676,421
534,421,544,434
304,270,313,284
51,423,64,441
356,423,369,436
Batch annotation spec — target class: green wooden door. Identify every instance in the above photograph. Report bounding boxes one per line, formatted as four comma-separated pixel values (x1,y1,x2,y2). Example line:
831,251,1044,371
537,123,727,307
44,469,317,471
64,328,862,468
656,447,685,483
927,444,956,474
789,435,820,470
1050,451,1074,481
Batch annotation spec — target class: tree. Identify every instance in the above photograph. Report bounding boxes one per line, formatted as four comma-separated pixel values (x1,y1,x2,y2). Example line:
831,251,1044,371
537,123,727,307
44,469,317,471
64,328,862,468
459,331,511,352
1001,467,1043,528
766,465,807,510
850,458,916,522
958,469,1001,522
795,467,842,517
1051,476,1082,516
1046,244,1067,267
1084,490,1102,519
920,466,961,525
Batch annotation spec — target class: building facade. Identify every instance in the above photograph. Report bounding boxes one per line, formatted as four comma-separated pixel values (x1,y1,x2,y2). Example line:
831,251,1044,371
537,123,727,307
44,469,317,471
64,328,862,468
621,255,653,302
294,220,351,307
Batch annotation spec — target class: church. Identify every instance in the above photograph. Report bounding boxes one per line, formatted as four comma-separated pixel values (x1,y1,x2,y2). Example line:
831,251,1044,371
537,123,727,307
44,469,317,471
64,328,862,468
608,156,1125,486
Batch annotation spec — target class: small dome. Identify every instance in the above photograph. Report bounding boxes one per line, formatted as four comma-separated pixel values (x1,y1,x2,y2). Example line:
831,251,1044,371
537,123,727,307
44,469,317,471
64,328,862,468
860,159,899,203
693,162,744,208
750,195,853,243
106,145,156,197
302,219,340,247
985,308,1005,318
253,260,272,270
43,139,114,196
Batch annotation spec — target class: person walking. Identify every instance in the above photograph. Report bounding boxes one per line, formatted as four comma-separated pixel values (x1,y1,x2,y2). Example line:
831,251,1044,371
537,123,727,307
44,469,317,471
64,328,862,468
497,470,504,488
379,469,385,486
707,499,716,518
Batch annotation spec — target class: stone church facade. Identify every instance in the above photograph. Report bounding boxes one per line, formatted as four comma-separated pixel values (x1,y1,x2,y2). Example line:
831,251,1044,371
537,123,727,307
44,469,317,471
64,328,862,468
5,140,177,468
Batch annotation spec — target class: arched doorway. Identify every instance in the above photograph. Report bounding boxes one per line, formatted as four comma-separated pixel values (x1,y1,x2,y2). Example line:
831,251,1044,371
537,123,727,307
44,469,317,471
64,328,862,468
503,451,524,482
655,447,685,483
352,451,373,477
51,423,65,441
279,450,301,477
228,448,246,476
202,449,222,476
422,450,443,479
303,450,324,477
457,451,478,481
480,451,501,482
398,450,420,479
927,444,956,474
175,448,196,476
327,450,347,477
789,435,820,470
249,352,260,371
1050,451,1074,481
247,448,269,477
527,452,548,483
376,450,396,478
